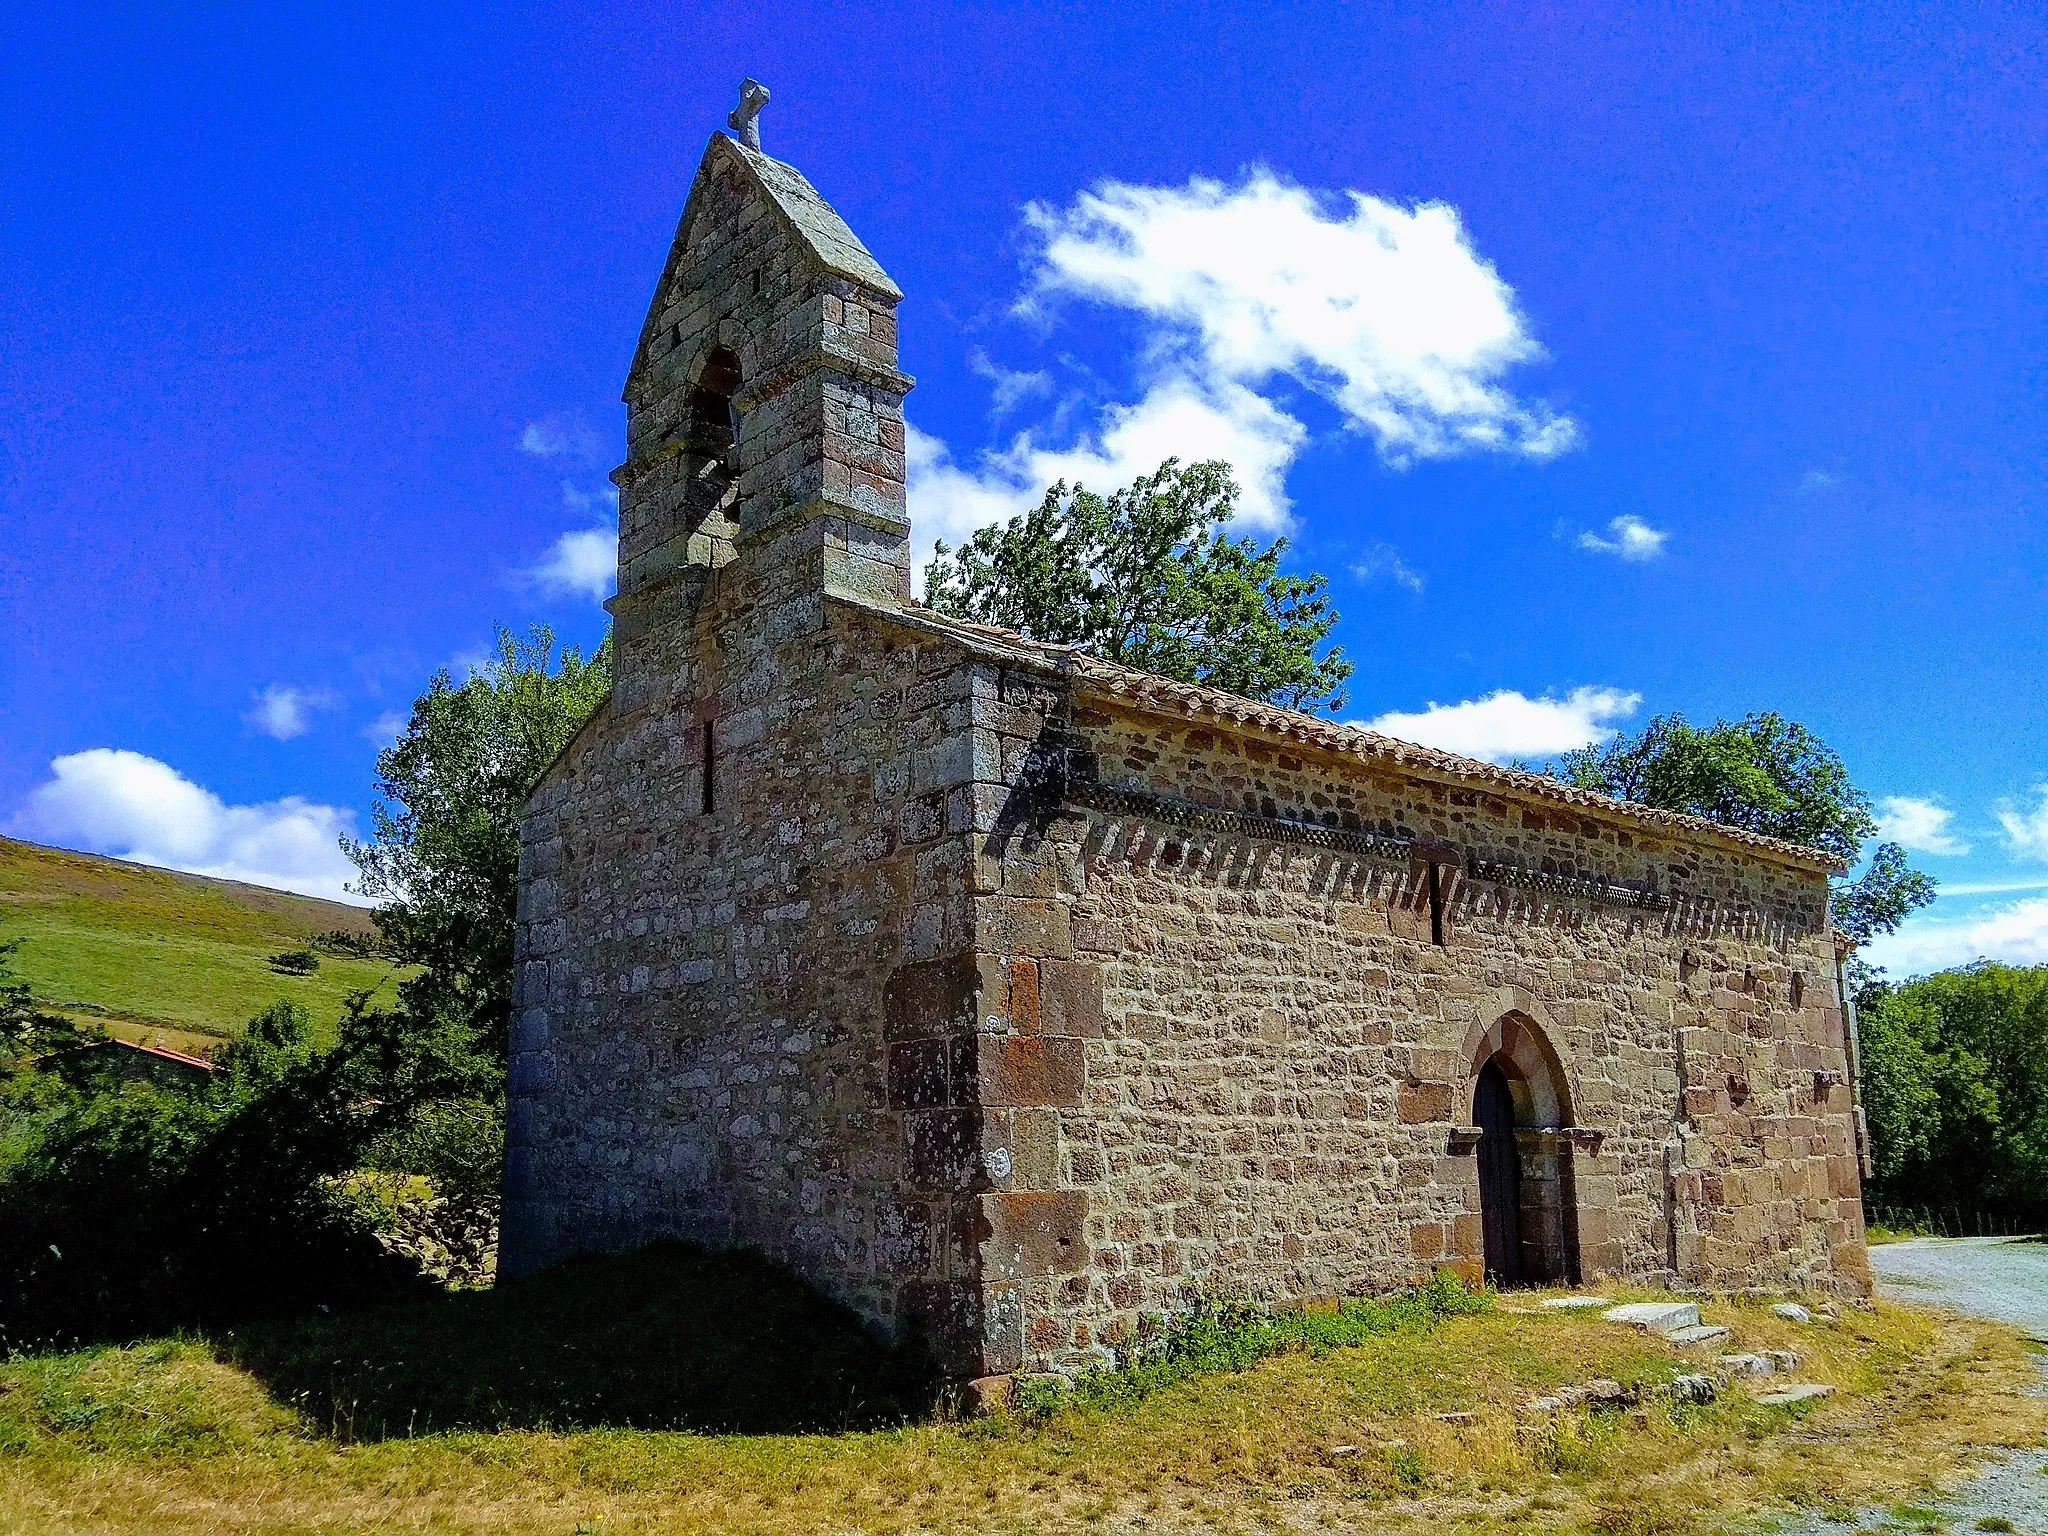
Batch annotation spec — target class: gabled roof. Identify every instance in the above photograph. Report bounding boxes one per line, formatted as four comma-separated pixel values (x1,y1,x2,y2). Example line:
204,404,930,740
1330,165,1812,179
626,134,901,396
726,140,900,299
831,593,1847,876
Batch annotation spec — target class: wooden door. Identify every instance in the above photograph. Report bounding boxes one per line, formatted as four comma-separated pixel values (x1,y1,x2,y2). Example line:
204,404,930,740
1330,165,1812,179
1476,1059,1525,1286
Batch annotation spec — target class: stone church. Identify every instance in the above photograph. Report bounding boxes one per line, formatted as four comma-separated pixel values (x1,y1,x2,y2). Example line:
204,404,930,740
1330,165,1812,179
501,88,1872,1394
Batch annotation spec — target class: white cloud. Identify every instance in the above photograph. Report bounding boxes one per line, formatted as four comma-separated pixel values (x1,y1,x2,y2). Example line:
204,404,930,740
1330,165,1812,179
1023,170,1578,464
244,684,339,742
909,375,1304,574
910,170,1575,580
9,749,363,904
1359,685,1641,764
1997,785,2048,861
1352,542,1425,595
524,527,616,603
559,480,618,516
362,710,407,748
1861,895,2048,977
1874,795,1970,857
1576,515,1668,563
969,348,1053,417
519,412,602,461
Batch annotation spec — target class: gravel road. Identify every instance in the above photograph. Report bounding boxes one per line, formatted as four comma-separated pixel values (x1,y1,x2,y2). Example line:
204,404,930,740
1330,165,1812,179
1772,1236,2048,1535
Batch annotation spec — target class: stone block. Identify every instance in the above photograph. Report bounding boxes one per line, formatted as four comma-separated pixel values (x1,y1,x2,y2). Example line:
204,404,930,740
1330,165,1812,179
1037,959,1104,1037
1398,1080,1454,1124
1603,1301,1701,1334
979,1191,1088,1279
978,1035,1086,1107
1754,1383,1832,1406
904,1107,981,1189
884,953,981,1040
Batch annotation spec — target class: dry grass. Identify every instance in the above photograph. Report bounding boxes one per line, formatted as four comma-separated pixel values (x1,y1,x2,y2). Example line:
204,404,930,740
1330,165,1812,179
0,1288,2040,1535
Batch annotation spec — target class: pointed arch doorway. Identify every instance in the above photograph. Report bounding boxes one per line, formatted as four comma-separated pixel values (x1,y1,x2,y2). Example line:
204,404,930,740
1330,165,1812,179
1474,1059,1525,1287
1463,1010,1583,1289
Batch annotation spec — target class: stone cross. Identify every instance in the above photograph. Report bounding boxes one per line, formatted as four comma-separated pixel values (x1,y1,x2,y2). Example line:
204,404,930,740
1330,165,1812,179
727,78,769,152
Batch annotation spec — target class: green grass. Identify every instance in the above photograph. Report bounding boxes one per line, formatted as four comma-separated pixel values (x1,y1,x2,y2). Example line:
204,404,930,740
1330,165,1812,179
0,1267,2038,1536
0,837,405,1046
1014,1270,1494,1416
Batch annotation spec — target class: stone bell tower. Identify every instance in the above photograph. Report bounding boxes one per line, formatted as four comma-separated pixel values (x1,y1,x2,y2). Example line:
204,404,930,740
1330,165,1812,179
605,79,915,719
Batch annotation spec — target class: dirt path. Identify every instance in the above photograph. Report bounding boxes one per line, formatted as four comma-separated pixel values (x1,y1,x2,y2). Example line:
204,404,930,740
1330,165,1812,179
1773,1237,2048,1535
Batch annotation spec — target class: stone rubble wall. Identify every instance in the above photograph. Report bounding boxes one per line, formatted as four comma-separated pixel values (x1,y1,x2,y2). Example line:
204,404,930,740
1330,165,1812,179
501,607,999,1350
948,677,1869,1379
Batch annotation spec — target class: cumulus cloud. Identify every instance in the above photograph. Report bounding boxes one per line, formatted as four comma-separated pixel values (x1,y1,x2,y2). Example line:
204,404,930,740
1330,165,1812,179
969,348,1053,417
524,527,616,603
244,684,340,742
1874,795,1970,857
362,710,407,748
1022,171,1578,463
1576,515,1668,563
519,412,602,461
910,168,1575,580
1351,542,1425,595
1861,894,2048,977
9,749,362,903
1997,785,2048,861
909,376,1305,572
1359,686,1640,764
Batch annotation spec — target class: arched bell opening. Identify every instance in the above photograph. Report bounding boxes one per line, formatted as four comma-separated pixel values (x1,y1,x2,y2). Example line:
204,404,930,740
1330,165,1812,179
676,346,744,564
1468,1013,1581,1288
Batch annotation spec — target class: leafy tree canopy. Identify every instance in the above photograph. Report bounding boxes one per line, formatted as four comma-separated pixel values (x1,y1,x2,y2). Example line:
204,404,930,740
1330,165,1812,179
1,938,100,1075
1559,711,1934,943
923,459,1354,714
347,625,610,1063
1856,962,2048,1217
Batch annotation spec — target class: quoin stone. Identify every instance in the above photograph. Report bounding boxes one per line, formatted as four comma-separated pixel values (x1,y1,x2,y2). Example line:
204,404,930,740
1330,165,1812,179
500,85,1873,1395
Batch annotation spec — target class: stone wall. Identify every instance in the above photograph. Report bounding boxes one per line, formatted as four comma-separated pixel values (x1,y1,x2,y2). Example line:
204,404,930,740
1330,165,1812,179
939,670,1870,1379
503,607,994,1344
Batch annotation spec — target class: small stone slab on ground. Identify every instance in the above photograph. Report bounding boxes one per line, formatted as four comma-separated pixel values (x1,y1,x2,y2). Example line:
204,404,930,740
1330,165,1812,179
1667,1373,1719,1404
1603,1301,1702,1335
1771,1301,1813,1323
1754,1382,1833,1406
1540,1296,1613,1310
1720,1352,1794,1377
1667,1323,1731,1346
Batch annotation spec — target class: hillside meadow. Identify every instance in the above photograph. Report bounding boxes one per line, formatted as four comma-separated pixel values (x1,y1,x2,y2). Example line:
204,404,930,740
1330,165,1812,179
0,837,404,1053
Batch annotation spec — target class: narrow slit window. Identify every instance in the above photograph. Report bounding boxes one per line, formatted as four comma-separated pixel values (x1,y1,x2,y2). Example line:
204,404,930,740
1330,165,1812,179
1426,863,1446,948
701,718,715,815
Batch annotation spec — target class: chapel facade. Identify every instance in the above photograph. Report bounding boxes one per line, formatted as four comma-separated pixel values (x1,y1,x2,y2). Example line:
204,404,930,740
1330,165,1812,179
501,99,1872,1395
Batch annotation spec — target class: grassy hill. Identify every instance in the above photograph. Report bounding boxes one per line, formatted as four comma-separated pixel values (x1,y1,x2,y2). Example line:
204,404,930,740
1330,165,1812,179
0,837,405,1056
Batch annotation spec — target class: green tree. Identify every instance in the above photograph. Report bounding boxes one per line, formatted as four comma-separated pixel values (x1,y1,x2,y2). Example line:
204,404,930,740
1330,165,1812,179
923,459,1354,713
1559,712,1934,942
347,625,610,1065
0,938,100,1075
1856,963,2048,1216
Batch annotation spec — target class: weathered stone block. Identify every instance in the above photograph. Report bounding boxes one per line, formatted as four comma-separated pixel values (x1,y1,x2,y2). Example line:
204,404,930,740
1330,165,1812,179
979,1191,1088,1279
1398,1080,1454,1123
978,1035,1086,1107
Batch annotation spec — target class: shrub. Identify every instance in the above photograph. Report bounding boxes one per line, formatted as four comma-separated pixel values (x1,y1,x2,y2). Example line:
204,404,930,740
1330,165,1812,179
265,949,319,976
0,1002,424,1350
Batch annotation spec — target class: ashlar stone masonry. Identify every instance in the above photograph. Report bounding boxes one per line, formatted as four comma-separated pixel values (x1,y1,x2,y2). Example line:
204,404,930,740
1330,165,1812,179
502,103,1872,1396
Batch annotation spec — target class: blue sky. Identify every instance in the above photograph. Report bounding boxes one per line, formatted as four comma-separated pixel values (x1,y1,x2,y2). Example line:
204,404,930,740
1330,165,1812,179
2,4,2044,973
